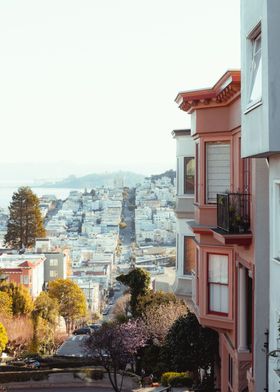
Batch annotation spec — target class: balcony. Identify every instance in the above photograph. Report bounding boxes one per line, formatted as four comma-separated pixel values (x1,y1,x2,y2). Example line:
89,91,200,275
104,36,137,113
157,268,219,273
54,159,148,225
211,193,252,245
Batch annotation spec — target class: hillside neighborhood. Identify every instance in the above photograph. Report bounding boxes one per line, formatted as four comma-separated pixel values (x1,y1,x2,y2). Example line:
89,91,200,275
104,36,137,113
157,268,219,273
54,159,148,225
0,1,280,392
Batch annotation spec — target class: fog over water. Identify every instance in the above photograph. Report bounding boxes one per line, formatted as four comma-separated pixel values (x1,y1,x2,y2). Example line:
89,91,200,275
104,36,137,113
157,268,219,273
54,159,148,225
0,186,82,210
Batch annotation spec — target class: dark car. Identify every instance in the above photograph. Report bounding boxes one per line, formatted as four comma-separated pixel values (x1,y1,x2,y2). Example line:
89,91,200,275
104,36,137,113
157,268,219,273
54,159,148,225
24,358,40,368
88,323,102,331
72,327,93,335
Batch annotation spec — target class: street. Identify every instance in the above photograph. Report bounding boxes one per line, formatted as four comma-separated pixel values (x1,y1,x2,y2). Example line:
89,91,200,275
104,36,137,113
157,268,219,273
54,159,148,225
8,388,114,392
56,334,89,357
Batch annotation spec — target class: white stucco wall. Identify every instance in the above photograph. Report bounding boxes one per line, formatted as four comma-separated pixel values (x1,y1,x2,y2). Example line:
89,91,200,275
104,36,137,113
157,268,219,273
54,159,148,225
241,0,280,158
269,155,280,391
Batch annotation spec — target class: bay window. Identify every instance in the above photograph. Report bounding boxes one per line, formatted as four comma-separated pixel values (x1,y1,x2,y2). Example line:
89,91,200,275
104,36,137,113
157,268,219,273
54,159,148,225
184,157,195,194
206,142,230,203
208,253,229,314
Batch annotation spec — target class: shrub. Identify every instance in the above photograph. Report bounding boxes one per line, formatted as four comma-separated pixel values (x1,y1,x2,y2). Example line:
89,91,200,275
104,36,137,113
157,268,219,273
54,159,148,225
169,374,193,388
161,371,193,387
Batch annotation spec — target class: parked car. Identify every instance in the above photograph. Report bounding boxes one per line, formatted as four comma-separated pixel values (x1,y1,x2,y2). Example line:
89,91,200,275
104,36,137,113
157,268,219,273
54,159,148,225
72,327,93,335
102,307,110,316
88,323,102,331
24,358,40,369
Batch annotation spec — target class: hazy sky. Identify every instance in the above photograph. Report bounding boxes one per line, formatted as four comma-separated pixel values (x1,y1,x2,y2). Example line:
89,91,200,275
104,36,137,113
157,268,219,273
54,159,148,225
0,0,240,178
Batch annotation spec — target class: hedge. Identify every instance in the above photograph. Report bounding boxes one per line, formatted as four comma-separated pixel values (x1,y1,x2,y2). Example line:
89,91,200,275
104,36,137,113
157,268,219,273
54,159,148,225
161,371,193,387
0,368,104,384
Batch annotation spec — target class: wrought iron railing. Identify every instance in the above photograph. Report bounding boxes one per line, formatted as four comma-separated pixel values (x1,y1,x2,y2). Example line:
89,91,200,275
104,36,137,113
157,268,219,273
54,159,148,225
217,193,250,233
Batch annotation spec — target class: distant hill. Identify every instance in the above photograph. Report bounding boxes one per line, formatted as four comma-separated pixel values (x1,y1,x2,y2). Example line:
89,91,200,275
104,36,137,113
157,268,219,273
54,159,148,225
37,171,146,188
149,169,176,185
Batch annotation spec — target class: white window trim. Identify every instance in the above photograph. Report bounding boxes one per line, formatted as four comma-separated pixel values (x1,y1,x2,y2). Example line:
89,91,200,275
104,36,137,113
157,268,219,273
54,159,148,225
208,253,229,314
246,22,262,110
272,180,280,262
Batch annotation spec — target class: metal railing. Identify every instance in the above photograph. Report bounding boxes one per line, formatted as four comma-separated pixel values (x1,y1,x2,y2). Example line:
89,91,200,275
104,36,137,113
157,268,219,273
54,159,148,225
217,193,250,233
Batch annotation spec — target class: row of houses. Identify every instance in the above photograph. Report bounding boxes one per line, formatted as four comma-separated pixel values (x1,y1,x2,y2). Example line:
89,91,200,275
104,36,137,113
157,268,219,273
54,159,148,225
135,177,176,245
172,2,280,391
0,239,67,297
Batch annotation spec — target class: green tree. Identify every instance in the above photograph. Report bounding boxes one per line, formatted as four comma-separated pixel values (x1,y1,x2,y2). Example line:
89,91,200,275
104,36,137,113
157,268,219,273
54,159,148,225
0,291,13,317
161,311,219,386
33,291,59,326
48,279,87,333
5,186,46,249
0,322,8,354
31,292,59,353
117,268,150,317
0,282,33,316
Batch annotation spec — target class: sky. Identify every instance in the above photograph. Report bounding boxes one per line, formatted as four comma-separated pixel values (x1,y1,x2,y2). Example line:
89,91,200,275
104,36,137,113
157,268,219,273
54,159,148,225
0,0,240,180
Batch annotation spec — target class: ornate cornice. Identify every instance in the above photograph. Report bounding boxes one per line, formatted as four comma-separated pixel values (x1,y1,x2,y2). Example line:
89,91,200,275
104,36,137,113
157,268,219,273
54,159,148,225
175,70,241,113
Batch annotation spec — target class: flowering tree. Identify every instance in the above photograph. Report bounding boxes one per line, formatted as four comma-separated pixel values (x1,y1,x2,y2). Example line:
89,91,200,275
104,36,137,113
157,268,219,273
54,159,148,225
111,293,131,322
85,320,148,392
0,316,33,357
144,302,187,345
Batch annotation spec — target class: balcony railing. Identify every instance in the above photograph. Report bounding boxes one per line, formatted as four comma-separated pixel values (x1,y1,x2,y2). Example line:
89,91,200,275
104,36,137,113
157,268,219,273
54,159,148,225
217,193,250,234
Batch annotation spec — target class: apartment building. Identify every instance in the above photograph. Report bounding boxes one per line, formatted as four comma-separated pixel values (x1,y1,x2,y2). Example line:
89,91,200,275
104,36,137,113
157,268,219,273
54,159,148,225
0,253,45,298
241,1,280,390
174,70,269,391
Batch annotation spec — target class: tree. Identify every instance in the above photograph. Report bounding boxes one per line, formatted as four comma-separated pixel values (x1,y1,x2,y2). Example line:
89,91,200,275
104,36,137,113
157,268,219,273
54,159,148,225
31,291,59,353
136,290,180,318
48,279,87,333
161,311,219,385
143,301,187,346
0,316,33,357
112,293,131,322
0,292,13,317
33,291,59,326
0,322,8,354
117,268,150,317
0,282,33,316
85,320,148,392
5,186,46,249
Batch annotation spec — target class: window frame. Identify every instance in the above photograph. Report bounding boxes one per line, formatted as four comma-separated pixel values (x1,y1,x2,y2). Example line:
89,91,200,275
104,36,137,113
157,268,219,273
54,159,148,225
50,258,58,267
205,142,231,204
246,23,262,109
50,270,58,278
184,157,195,195
207,253,229,316
273,180,280,262
195,143,199,203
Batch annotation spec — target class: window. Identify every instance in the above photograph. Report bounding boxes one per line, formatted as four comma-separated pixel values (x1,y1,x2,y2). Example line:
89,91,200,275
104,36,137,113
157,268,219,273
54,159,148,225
228,354,233,390
248,32,262,104
206,143,230,203
176,158,179,195
208,254,229,314
273,182,280,261
21,275,29,285
184,157,195,194
195,144,199,202
50,258,58,266
183,237,195,275
50,270,58,278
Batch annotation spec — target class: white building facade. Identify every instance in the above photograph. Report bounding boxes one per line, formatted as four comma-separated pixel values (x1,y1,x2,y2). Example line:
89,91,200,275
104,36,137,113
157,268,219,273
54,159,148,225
241,1,279,390
172,129,195,297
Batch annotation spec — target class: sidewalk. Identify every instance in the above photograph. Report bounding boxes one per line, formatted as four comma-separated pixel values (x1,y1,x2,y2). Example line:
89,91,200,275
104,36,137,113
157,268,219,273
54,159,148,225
133,387,190,392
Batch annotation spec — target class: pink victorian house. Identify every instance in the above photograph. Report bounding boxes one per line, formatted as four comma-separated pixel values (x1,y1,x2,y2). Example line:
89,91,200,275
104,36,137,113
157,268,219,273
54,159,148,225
175,71,267,391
